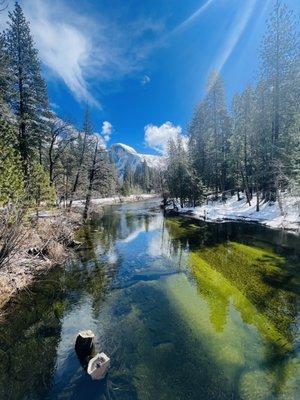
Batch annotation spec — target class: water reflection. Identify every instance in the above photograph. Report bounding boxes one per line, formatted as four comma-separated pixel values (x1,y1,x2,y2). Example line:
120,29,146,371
0,200,299,400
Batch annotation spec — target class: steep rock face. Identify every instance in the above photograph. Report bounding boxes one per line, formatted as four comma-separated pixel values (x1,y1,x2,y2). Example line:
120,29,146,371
109,143,164,180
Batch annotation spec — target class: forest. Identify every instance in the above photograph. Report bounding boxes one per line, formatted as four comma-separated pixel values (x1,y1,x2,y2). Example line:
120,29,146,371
165,1,299,212
0,1,299,398
0,0,299,273
0,3,121,214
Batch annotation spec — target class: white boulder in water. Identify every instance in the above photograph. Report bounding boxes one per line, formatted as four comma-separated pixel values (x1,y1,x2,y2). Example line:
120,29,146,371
87,352,110,380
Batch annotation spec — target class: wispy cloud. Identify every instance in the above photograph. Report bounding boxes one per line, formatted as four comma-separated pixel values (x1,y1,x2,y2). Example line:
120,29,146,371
19,0,164,107
170,0,215,36
21,0,100,106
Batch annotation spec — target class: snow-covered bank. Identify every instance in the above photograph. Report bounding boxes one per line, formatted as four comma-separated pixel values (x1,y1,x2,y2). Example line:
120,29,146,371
72,194,158,208
178,194,300,233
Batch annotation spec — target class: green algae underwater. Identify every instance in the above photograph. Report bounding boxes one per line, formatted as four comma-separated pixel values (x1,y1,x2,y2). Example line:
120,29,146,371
0,200,299,400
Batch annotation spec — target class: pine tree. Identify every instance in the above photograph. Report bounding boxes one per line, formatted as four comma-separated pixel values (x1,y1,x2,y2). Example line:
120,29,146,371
260,0,299,199
4,2,49,177
230,86,256,204
166,135,201,207
0,120,24,206
27,160,55,217
188,71,231,196
0,33,12,120
122,164,134,195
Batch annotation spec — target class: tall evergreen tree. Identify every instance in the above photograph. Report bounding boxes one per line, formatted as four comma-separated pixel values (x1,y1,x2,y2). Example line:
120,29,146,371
260,0,299,199
0,120,24,206
0,33,12,119
230,86,256,204
4,2,48,177
188,71,231,196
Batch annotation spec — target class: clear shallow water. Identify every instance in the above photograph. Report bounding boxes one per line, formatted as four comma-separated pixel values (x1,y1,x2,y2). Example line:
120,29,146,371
0,200,299,400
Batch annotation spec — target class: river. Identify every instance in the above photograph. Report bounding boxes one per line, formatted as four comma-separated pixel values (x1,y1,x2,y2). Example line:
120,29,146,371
0,199,299,400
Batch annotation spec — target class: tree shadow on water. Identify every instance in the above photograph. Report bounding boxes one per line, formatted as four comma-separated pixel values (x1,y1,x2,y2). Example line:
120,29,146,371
101,282,243,400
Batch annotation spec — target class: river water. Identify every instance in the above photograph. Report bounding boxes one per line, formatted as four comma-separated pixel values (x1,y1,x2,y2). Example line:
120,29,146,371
0,200,299,400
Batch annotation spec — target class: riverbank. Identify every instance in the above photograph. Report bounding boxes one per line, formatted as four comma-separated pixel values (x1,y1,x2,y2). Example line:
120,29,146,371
0,194,160,312
0,210,82,312
177,194,300,233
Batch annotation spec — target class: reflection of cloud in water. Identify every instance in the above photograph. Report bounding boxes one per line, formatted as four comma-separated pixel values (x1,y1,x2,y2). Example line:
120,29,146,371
107,249,118,264
54,298,97,373
148,231,171,258
120,214,163,243
148,225,188,272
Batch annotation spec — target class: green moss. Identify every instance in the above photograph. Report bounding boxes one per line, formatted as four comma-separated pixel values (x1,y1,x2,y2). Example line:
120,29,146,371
188,242,297,347
165,218,202,239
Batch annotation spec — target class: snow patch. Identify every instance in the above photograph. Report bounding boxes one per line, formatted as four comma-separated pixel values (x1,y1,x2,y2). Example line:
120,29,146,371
73,194,158,207
178,194,300,233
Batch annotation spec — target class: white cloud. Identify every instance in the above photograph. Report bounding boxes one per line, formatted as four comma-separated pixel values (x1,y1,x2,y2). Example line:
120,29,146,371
101,121,113,142
144,122,187,154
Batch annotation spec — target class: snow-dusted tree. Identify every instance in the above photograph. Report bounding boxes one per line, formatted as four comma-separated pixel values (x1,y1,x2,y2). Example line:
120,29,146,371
83,139,117,219
166,135,204,207
230,86,256,205
4,2,49,177
46,115,75,186
205,71,231,195
0,33,13,120
188,71,231,196
122,164,134,195
67,107,92,210
260,0,300,200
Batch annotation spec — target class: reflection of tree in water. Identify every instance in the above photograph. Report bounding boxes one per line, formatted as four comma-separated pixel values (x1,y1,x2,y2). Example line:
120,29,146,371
0,269,65,399
165,218,298,340
165,217,299,398
193,243,297,341
188,246,298,399
0,239,120,399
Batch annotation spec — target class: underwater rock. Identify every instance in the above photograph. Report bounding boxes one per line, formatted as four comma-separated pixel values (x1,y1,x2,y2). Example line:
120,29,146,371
75,330,110,380
87,353,110,380
75,330,95,355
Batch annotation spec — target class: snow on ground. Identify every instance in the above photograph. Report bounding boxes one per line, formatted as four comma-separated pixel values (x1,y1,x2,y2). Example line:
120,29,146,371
73,194,158,207
179,194,300,233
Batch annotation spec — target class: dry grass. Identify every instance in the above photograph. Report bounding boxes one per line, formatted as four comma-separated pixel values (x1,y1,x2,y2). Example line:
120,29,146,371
0,209,82,309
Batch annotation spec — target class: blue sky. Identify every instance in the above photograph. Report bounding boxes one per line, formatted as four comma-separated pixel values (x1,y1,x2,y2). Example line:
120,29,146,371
2,0,300,154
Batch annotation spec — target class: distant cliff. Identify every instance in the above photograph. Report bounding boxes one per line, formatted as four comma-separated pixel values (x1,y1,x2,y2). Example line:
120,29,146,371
108,143,165,181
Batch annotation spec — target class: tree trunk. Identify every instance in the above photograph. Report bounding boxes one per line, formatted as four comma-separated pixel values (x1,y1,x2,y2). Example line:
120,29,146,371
68,131,88,211
49,138,55,185
240,168,251,206
83,141,98,221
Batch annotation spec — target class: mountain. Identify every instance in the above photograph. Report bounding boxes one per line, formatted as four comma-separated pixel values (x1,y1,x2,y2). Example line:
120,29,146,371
109,143,165,181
